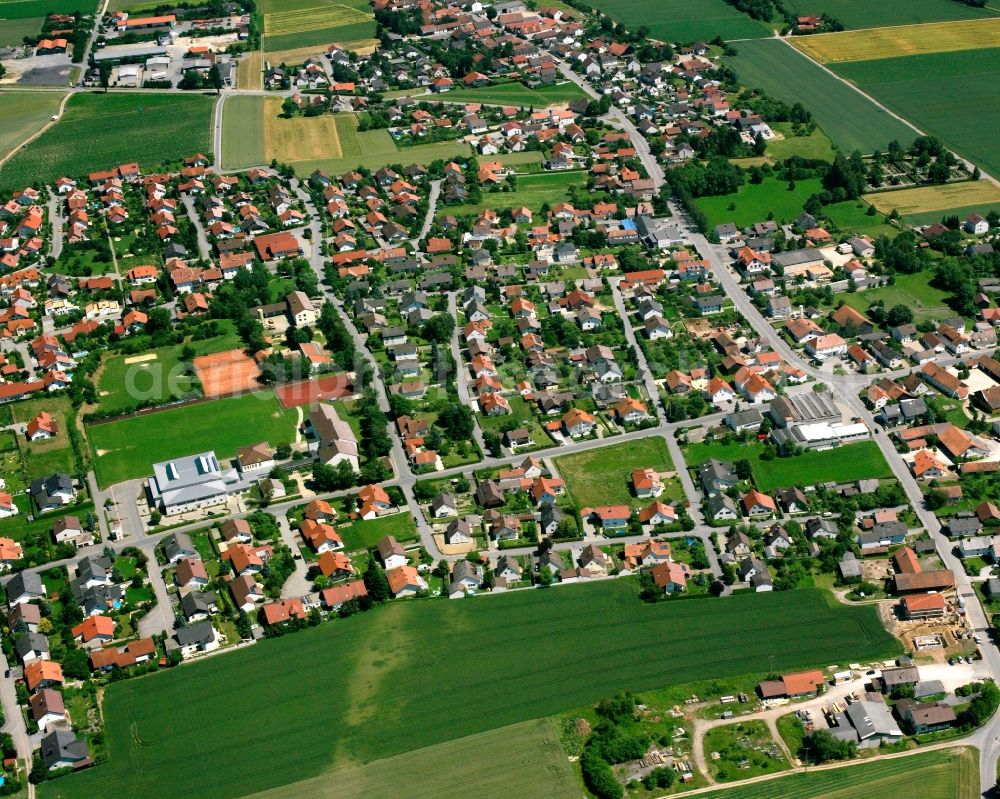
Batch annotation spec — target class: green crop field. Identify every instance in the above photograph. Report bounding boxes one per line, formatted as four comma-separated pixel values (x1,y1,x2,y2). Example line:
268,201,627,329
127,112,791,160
0,92,214,191
88,392,298,487
683,439,892,491
245,719,579,799
697,747,978,799
441,171,588,217
262,0,374,52
694,176,824,230
780,0,997,29
220,95,265,170
834,48,1000,180
440,81,589,107
587,0,770,42
0,15,43,45
724,39,915,155
555,436,685,506
37,582,898,799
0,91,65,164
96,323,241,414
0,0,96,17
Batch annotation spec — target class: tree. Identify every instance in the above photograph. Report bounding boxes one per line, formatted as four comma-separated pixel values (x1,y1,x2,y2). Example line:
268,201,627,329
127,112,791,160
885,304,913,327
275,442,292,460
421,313,455,343
209,62,223,94
363,557,391,603
436,403,474,441
99,61,112,93
806,729,856,762
580,748,623,799
282,97,297,118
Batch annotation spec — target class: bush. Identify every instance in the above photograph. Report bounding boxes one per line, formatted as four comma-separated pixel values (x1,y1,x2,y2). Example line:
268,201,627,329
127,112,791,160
580,748,622,799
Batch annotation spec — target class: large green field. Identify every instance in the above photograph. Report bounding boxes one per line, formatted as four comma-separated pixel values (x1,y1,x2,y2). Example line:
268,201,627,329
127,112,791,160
694,176,824,230
587,0,770,42
88,393,298,487
0,91,65,164
555,436,685,506
441,171,588,217
37,582,898,799
245,719,580,799
0,92,215,190
724,39,915,155
698,747,978,799
220,95,265,170
834,48,1000,180
439,81,589,107
0,16,43,45
780,0,997,29
0,0,96,17
684,439,892,491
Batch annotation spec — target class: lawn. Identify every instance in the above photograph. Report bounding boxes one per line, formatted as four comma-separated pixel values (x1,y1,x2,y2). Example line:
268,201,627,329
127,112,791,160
555,436,684,507
10,394,77,480
244,719,578,799
821,200,897,238
683,439,892,491
841,270,953,323
724,39,916,155
0,92,215,191
792,18,1000,63
220,95,265,170
587,0,771,42
36,582,898,799
696,746,977,799
442,171,588,217
834,48,1000,179
780,0,998,29
0,91,65,164
88,392,298,487
439,81,589,107
337,511,418,551
96,322,241,414
694,176,823,230
766,122,835,163
703,720,789,782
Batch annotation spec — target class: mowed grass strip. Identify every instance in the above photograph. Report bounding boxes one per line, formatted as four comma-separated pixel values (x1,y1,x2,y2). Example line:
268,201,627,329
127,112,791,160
724,39,915,155
555,437,681,507
834,48,1000,180
0,91,65,163
0,92,214,191
88,392,298,486
36,583,899,799
780,0,998,30
864,181,1000,216
586,0,770,42
244,719,580,799
264,96,342,162
793,18,1000,63
697,747,978,799
221,94,265,170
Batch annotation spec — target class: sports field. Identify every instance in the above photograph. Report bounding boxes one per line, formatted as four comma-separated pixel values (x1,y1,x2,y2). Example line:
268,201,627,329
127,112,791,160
261,0,374,53
834,48,1000,179
0,92,214,191
245,720,579,799
694,176,823,230
440,81,589,107
793,18,1000,63
864,181,1000,217
587,0,770,42
442,171,588,217
555,436,684,506
36,582,898,799
697,747,977,799
88,392,298,486
0,91,65,164
781,0,998,29
724,40,914,155
683,439,892,491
